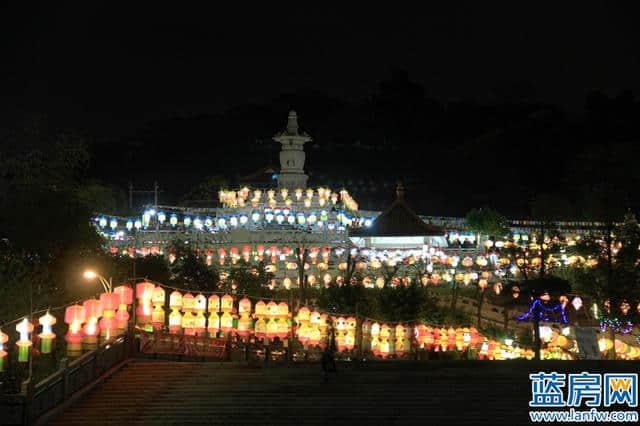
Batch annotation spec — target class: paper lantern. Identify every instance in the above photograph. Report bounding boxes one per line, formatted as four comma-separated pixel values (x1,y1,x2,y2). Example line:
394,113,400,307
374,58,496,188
345,317,357,351
83,299,103,345
38,311,57,354
135,282,155,329
15,318,34,362
182,293,195,313
64,305,85,355
99,293,120,339
114,285,134,332
182,311,196,336
221,294,234,312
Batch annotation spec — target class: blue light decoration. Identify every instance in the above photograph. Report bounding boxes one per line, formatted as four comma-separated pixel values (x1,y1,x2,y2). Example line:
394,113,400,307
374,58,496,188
109,218,118,230
204,216,213,228
516,299,569,324
126,219,133,231
98,217,107,228
183,215,192,227
364,218,373,227
169,214,178,227
251,211,260,223
600,318,634,334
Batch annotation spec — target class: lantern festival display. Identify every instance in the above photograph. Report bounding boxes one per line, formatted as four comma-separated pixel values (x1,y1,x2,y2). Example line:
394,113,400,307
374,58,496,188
64,305,85,356
38,311,57,354
99,293,120,340
15,318,34,363
168,291,183,334
0,328,8,371
82,299,103,348
207,294,220,336
370,322,381,355
151,286,166,330
113,285,133,334
136,281,155,330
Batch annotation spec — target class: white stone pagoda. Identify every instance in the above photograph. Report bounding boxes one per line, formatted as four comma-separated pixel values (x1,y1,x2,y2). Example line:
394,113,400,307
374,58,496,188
273,111,311,190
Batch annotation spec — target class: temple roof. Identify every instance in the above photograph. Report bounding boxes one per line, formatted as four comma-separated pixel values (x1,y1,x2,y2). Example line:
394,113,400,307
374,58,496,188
350,183,443,237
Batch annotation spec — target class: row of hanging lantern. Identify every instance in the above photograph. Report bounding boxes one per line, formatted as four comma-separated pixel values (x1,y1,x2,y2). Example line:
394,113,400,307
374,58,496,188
0,309,75,371
97,208,374,234
218,187,359,211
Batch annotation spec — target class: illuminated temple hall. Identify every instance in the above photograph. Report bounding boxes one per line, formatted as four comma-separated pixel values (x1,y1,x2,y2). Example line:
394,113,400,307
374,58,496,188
99,111,455,282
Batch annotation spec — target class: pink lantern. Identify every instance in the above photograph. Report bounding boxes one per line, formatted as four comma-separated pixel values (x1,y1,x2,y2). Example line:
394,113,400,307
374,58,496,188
82,299,103,345
136,281,155,328
113,285,133,332
99,293,120,339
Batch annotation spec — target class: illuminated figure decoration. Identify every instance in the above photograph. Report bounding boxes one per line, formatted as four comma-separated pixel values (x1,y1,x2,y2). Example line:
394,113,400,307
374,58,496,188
38,311,57,354
516,298,568,324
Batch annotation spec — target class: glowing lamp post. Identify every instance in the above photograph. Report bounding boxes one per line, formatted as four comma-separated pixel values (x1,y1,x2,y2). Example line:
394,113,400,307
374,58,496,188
84,270,112,293
38,311,57,354
15,318,34,363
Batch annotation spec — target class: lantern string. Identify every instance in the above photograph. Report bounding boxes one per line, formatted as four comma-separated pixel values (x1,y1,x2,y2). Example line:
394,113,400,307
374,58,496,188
0,291,103,328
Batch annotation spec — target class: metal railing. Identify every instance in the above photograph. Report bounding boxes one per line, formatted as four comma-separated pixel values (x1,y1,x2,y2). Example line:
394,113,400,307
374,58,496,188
0,334,129,425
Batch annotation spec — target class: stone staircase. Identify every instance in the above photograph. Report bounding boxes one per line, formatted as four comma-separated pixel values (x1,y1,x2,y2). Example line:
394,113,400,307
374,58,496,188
45,360,535,425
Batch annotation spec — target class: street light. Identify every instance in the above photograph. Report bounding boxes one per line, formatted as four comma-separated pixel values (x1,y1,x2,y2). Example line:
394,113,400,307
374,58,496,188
83,270,113,293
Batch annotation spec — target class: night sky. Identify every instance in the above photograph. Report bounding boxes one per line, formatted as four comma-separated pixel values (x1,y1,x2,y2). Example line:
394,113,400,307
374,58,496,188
2,3,640,216
2,3,638,134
